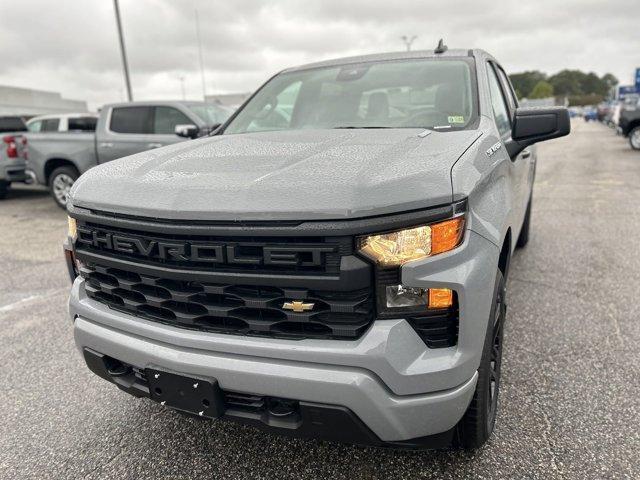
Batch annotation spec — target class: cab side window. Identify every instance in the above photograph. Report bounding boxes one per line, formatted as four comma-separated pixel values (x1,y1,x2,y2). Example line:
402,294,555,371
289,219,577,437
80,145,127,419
153,107,193,134
487,64,511,137
68,117,97,132
496,66,517,111
28,121,42,132
110,106,153,134
41,118,60,132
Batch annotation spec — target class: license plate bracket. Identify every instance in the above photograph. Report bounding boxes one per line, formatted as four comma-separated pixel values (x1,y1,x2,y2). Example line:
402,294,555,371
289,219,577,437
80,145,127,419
146,368,224,418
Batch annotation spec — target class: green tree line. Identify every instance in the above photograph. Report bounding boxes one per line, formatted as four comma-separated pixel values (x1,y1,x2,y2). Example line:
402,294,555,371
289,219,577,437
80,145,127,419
508,70,618,105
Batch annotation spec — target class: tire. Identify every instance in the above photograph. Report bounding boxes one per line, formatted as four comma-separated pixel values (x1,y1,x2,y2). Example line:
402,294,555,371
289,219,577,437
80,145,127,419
49,166,79,209
516,195,532,248
629,126,640,151
0,180,8,200
456,269,506,449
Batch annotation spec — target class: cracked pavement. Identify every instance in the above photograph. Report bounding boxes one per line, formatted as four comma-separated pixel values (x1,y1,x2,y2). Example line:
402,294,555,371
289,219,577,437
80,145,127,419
1,120,639,479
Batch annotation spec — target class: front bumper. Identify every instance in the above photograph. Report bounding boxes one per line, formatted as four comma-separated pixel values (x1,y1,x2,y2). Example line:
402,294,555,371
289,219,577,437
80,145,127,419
69,229,499,443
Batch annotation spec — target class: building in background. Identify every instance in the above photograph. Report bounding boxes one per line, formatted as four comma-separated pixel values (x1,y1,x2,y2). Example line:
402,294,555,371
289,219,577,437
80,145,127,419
0,85,88,117
205,92,251,109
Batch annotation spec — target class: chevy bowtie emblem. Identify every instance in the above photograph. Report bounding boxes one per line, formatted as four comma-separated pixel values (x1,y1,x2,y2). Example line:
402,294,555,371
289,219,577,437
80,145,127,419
282,301,315,313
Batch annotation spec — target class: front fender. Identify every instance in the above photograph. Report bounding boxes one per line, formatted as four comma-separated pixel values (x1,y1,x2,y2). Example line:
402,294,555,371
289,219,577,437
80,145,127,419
451,118,514,251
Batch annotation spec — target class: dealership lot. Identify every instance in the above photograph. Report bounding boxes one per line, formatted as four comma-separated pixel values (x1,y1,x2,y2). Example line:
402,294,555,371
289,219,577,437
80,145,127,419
1,120,638,479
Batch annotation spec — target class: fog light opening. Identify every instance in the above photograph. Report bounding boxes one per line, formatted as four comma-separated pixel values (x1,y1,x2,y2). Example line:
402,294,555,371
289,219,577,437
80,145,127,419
385,285,453,310
385,285,428,308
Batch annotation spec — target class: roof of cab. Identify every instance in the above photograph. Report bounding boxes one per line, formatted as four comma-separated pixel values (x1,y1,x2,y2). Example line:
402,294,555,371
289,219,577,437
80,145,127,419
284,48,486,73
103,100,209,109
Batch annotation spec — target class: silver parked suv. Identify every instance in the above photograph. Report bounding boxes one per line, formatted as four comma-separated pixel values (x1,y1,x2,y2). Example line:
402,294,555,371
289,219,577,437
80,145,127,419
65,43,569,449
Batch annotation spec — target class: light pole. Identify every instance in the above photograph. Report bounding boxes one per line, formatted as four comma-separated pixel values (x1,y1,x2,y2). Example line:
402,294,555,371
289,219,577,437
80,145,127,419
400,35,417,52
179,76,186,100
113,0,133,101
195,7,207,100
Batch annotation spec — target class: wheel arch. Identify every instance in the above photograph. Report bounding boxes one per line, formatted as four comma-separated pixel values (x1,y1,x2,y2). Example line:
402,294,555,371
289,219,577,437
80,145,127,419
498,228,511,279
44,158,79,184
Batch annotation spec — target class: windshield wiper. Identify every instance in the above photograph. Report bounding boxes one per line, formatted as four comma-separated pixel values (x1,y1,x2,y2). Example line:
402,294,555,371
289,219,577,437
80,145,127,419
332,126,394,129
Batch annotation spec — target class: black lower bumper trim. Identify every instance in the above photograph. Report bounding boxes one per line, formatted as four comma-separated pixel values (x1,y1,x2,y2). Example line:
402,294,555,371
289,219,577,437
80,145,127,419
82,348,455,450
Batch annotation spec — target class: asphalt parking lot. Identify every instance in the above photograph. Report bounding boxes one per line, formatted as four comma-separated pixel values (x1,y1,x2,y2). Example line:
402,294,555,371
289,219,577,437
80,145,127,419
1,120,638,479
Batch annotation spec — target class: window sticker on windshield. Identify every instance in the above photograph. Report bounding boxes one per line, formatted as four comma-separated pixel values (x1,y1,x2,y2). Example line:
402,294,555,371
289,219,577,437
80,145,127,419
448,115,465,124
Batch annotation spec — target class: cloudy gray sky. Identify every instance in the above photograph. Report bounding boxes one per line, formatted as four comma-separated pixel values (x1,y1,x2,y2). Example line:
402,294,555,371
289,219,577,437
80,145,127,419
0,0,638,109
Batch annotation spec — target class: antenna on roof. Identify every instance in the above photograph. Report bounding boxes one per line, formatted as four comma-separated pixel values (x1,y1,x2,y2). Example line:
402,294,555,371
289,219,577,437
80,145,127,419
434,38,448,54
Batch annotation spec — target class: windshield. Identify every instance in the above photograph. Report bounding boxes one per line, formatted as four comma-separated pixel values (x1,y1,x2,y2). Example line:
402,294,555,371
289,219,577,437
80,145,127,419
224,58,476,134
187,104,232,126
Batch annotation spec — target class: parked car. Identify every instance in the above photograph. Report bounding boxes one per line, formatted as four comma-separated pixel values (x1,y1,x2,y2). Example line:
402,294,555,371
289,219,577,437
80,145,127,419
27,113,98,133
619,99,640,150
0,116,29,199
583,107,598,122
26,101,232,208
596,102,612,122
568,106,583,118
64,46,570,449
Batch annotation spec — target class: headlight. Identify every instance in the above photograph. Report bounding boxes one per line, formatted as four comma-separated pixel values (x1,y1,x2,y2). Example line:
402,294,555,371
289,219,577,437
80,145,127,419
357,216,465,267
67,216,77,240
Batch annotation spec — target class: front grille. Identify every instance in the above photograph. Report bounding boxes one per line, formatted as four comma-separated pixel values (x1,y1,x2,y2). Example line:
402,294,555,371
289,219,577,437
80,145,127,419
80,263,374,340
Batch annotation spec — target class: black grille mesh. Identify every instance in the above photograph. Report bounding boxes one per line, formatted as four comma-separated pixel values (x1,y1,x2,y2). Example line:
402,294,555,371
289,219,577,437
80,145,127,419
80,263,374,340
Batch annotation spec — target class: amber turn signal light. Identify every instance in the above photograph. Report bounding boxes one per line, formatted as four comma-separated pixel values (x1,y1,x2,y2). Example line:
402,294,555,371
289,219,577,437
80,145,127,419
430,217,465,255
428,288,453,309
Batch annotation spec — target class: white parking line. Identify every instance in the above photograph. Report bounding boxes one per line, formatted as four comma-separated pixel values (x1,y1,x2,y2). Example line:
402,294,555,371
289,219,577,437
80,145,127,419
0,289,66,314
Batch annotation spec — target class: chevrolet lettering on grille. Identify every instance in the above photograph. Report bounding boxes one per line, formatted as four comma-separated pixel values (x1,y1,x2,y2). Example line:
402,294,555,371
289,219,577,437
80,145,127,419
75,226,336,267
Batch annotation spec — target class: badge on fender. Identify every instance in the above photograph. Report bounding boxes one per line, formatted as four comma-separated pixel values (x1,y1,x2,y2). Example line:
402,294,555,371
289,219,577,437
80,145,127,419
486,142,502,157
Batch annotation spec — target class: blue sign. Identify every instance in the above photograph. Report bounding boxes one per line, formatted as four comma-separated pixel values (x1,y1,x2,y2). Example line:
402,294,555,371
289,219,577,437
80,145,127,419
618,85,638,99
635,68,640,91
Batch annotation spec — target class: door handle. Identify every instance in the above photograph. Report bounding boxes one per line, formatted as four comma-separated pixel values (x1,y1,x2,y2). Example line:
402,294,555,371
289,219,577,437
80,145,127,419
99,142,113,148
521,149,531,159
147,143,163,148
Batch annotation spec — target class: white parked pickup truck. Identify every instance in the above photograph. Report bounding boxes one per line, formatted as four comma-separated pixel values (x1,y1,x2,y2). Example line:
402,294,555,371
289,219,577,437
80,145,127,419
27,113,99,133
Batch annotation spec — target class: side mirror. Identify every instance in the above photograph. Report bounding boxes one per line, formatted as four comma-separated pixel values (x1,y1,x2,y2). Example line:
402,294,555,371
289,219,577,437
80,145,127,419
505,107,570,158
175,124,199,139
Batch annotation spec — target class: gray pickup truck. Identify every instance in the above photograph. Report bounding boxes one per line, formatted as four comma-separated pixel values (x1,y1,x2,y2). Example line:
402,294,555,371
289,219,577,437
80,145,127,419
65,45,569,449
0,116,29,200
27,101,232,208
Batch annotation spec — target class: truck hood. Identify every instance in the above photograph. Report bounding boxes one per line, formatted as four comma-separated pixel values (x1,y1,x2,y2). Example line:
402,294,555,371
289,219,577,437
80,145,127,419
70,128,481,221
